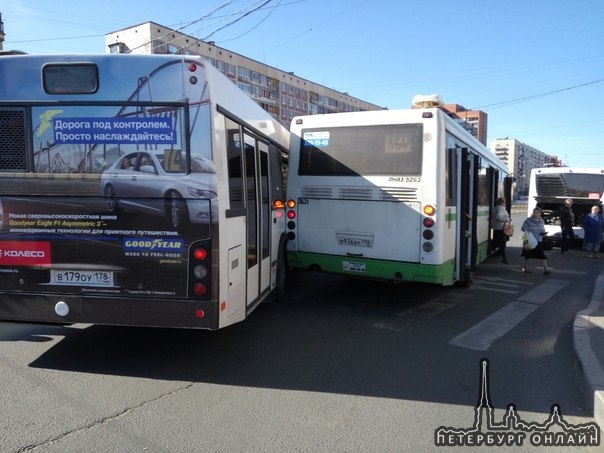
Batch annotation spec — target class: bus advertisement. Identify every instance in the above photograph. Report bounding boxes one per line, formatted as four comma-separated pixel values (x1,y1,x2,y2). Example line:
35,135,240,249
0,53,289,329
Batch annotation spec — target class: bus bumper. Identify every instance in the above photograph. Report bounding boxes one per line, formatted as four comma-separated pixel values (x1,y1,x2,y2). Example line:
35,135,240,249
0,293,220,330
287,252,455,286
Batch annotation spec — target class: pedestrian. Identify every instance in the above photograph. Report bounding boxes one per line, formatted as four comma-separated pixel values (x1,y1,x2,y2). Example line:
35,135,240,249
582,205,603,258
559,198,575,254
520,207,551,275
491,196,511,264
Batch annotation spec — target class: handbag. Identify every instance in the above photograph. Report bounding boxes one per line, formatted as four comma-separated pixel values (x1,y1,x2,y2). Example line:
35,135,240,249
503,223,514,237
522,232,538,251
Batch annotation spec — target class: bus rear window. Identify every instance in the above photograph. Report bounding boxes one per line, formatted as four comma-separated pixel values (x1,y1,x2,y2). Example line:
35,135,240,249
536,173,604,198
299,124,423,176
43,63,99,94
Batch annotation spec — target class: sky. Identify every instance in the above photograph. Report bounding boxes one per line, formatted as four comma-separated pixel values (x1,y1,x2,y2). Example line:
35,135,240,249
1,0,603,167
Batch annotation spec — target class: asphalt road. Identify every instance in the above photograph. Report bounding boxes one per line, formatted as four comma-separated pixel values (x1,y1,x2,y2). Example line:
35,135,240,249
1,243,602,452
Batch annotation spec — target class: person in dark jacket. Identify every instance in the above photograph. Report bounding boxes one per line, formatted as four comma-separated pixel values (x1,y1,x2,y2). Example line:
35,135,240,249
583,205,603,258
559,198,575,254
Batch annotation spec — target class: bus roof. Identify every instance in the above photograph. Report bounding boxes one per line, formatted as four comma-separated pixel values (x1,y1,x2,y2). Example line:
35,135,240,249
531,167,604,175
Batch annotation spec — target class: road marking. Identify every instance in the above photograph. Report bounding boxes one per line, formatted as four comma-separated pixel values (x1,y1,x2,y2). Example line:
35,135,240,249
449,279,570,351
469,285,519,294
395,292,470,321
517,278,568,305
474,276,534,286
470,276,534,294
539,268,587,276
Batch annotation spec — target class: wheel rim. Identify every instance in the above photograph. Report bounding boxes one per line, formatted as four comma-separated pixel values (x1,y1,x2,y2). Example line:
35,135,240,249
170,195,182,228
105,185,117,212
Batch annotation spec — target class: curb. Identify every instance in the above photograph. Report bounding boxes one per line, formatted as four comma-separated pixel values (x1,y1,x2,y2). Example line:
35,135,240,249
573,271,604,429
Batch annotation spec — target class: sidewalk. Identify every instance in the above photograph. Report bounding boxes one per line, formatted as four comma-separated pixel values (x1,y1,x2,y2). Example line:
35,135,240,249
573,267,604,427
504,228,604,426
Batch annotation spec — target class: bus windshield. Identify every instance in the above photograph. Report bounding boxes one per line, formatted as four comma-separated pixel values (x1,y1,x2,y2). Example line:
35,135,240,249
535,172,604,199
298,123,423,176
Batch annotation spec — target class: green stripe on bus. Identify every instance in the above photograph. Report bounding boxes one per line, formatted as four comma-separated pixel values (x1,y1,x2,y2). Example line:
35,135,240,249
287,252,456,286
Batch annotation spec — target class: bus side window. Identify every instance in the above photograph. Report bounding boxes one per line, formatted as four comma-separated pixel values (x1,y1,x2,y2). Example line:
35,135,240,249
225,118,244,211
446,147,457,206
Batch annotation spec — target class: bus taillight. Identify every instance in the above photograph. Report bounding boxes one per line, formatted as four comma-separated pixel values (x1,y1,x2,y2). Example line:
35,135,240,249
286,200,296,219
193,247,208,261
273,199,285,218
423,205,436,216
286,199,297,240
190,242,211,299
272,199,285,209
193,264,208,279
193,282,208,297
422,205,436,253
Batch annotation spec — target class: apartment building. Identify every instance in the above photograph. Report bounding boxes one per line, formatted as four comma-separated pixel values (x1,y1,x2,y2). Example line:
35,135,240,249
105,22,384,129
441,103,488,146
491,138,559,199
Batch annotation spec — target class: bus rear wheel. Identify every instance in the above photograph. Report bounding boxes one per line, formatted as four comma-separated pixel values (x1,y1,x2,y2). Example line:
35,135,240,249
454,267,474,288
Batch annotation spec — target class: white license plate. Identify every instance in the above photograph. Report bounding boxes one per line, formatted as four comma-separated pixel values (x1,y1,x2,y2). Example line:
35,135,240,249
50,270,114,287
343,261,366,273
337,234,374,248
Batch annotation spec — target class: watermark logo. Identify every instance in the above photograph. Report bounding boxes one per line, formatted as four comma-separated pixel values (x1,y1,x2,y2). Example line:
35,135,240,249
434,359,600,447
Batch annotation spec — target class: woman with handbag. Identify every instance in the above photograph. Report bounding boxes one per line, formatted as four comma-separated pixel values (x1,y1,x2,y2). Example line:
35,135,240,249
491,196,511,264
520,207,550,274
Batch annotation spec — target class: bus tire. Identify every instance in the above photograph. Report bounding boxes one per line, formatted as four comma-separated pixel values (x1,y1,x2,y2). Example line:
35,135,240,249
454,268,474,288
268,236,288,303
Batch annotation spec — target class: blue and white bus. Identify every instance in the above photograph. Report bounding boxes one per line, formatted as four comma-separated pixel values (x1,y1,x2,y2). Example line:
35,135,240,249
0,53,289,329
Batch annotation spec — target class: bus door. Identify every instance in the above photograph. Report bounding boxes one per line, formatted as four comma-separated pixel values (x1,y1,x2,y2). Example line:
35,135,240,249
456,147,476,285
243,133,271,306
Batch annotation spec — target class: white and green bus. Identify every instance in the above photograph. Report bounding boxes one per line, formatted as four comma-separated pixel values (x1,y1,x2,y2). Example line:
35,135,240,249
285,108,510,286
0,53,289,329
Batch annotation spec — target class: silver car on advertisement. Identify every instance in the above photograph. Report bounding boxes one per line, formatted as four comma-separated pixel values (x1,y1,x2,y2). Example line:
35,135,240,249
100,151,217,230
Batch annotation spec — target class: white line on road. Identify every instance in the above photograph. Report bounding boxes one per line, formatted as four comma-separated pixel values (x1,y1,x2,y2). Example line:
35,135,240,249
517,278,569,305
474,276,535,286
449,279,570,351
469,285,519,294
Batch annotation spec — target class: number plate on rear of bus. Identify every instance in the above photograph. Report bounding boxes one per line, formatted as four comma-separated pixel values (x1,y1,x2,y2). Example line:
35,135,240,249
336,233,374,248
50,270,114,287
343,261,366,273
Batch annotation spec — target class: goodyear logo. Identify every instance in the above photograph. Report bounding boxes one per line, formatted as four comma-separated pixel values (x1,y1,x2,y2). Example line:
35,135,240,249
123,238,184,252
